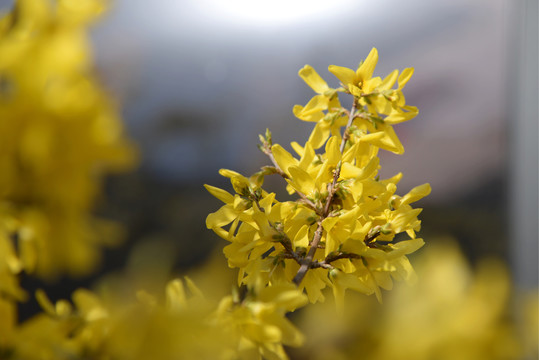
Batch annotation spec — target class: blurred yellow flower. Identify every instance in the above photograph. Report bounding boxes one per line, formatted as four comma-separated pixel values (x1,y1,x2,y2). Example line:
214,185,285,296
295,240,535,360
0,0,136,281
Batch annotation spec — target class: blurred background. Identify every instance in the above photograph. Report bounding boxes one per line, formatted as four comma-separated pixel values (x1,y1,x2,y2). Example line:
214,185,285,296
1,0,537,320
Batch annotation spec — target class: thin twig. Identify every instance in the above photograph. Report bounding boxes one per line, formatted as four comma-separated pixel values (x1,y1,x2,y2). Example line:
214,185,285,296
292,102,358,286
292,221,324,284
311,252,362,270
325,251,362,263
364,229,381,247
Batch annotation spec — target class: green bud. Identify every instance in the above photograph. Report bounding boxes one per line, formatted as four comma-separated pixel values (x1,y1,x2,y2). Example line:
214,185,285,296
329,268,340,279
265,128,272,145
380,223,393,235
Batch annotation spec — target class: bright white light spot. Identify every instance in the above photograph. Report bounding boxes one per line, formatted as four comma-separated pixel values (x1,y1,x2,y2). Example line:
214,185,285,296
194,0,354,26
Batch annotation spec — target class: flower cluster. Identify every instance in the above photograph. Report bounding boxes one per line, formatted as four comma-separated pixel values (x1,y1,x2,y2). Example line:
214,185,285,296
0,0,135,290
214,282,307,359
295,240,537,360
0,1,438,359
1,276,222,359
0,257,307,360
206,48,431,312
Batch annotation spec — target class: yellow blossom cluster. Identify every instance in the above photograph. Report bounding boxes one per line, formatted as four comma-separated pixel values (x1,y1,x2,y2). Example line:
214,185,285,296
214,282,307,359
0,276,223,359
295,240,538,360
0,0,135,295
0,1,441,359
0,262,307,360
206,48,431,312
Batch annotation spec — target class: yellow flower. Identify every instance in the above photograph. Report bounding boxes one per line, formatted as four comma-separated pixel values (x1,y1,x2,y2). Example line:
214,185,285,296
0,0,136,279
206,48,430,314
329,47,380,94
216,283,308,360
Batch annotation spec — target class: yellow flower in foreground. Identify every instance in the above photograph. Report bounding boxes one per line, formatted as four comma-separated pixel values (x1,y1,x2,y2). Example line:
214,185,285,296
295,240,533,360
0,0,135,280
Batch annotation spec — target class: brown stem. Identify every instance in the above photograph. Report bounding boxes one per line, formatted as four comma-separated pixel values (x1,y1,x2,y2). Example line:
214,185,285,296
292,102,358,286
364,229,381,247
311,252,362,270
293,222,323,284
279,236,302,264
325,251,362,263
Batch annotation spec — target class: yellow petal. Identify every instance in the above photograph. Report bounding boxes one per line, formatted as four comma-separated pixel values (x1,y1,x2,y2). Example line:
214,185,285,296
293,224,310,248
0,297,16,336
390,238,424,257
271,144,298,175
381,172,403,185
219,168,248,181
390,208,422,233
259,192,275,213
398,67,414,89
307,121,331,149
166,279,187,310
298,142,315,170
328,65,357,87
382,125,405,154
394,256,417,284
373,271,393,290
184,276,204,299
322,216,339,232
302,270,328,303
362,125,404,154
384,106,418,125
293,95,329,121
290,141,304,157
292,104,325,122
338,205,362,224
298,65,329,94
340,162,361,179
204,184,234,204
342,156,380,181
58,0,106,25
363,76,382,93
288,165,315,195
400,183,432,206
331,270,373,314
328,93,341,111
259,284,308,311
358,131,385,144
379,69,399,90
55,300,72,317
72,289,107,321
356,47,379,81
206,204,238,228
325,136,341,166
35,289,56,316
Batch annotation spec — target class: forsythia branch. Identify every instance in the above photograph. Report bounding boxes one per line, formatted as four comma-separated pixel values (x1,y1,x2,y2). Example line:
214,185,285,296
293,101,358,286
